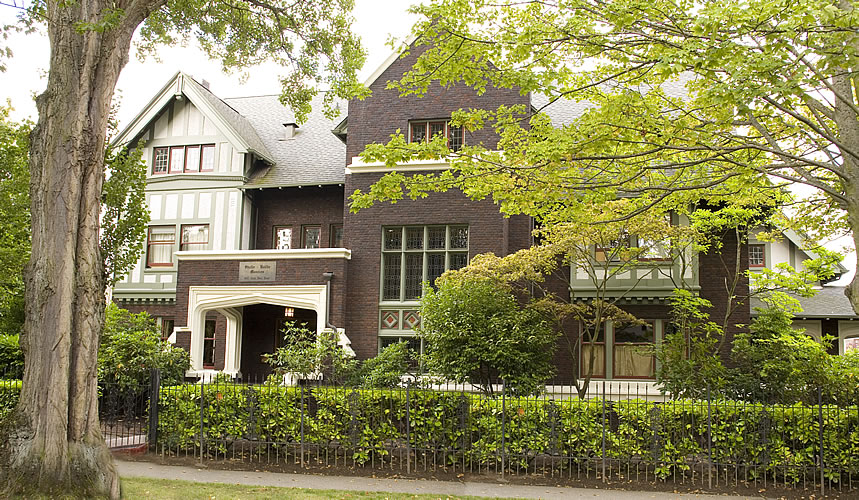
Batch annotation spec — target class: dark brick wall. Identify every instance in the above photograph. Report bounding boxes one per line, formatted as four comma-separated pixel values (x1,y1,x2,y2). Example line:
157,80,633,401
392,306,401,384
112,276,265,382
343,171,531,360
698,228,750,363
346,43,530,163
254,186,345,249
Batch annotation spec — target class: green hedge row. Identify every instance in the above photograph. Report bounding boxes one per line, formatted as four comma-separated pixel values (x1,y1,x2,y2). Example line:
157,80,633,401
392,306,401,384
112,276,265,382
157,384,859,482
0,379,21,421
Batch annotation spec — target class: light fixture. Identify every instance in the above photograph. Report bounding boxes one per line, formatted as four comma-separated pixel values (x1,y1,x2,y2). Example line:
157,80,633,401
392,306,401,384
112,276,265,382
284,307,295,318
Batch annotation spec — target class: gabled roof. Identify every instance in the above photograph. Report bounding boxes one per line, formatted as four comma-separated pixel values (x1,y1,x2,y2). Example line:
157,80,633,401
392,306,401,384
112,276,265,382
112,72,275,164
229,94,346,187
362,34,418,89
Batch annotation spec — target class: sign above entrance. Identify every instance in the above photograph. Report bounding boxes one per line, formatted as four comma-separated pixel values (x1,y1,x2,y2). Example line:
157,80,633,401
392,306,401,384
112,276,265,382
239,261,277,282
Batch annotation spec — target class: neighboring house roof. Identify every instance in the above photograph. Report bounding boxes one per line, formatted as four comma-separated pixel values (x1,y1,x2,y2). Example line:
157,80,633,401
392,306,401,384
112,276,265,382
227,94,347,188
112,72,275,164
750,286,856,318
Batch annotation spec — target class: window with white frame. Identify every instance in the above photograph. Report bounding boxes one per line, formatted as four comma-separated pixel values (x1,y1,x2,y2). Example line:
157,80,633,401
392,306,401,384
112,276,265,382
146,226,175,267
180,224,209,251
749,244,765,268
381,225,469,302
409,120,464,151
153,144,215,175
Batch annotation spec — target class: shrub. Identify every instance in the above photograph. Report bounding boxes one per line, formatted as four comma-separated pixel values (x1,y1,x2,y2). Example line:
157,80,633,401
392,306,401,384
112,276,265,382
420,273,558,396
0,379,21,421
264,322,360,385
155,383,859,482
356,340,413,388
0,334,23,379
99,304,189,390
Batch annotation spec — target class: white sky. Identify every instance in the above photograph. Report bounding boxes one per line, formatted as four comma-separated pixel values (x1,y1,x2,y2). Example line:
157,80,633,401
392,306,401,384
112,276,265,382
0,1,855,283
0,0,420,125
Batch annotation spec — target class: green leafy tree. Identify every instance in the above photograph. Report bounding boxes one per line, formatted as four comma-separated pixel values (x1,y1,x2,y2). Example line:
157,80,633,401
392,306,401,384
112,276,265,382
420,271,558,396
0,107,31,336
99,304,189,390
264,322,360,385
350,0,859,312
0,0,366,495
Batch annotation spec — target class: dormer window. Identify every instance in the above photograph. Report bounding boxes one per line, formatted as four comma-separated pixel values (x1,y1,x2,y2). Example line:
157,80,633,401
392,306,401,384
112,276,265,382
409,120,464,152
153,144,215,175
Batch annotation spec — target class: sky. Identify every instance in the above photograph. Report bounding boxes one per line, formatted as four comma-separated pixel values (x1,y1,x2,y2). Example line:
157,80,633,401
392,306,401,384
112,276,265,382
0,1,855,283
0,0,420,126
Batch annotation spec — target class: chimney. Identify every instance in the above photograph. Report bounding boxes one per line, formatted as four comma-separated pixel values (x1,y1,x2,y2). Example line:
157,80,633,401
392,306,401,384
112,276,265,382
201,79,211,90
282,122,298,140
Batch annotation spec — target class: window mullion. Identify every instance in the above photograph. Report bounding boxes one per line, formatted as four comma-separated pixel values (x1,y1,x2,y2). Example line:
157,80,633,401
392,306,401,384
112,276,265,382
399,227,407,302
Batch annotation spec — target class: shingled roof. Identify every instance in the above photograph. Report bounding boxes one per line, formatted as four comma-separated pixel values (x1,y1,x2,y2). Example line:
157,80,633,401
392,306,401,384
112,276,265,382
227,94,347,188
750,286,857,318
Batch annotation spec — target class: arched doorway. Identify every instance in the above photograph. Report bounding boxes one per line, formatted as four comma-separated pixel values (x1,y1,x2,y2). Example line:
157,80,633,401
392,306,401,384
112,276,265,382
240,303,318,380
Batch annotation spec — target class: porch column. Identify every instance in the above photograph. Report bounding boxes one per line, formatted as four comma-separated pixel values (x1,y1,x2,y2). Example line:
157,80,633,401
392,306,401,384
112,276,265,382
219,307,243,376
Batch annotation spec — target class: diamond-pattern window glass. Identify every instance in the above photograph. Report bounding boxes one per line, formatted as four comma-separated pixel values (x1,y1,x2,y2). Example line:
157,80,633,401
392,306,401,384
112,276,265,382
404,254,423,300
428,227,446,250
383,253,402,300
406,227,424,250
381,310,399,329
384,227,402,250
403,311,421,330
450,226,468,249
450,252,468,271
427,253,445,288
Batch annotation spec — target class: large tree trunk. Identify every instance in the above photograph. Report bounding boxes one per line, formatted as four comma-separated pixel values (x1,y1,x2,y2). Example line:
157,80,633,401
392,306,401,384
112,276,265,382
0,1,142,497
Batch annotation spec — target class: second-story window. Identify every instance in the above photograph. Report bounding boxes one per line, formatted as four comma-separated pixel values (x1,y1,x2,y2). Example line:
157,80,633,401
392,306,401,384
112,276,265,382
302,225,321,249
274,226,293,250
381,225,469,301
153,144,215,175
330,224,344,248
749,244,765,268
146,226,175,267
180,224,209,251
409,120,464,152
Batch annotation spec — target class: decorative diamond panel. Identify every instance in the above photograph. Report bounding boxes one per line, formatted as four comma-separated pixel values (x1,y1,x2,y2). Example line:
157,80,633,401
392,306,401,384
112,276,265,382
403,310,420,330
381,310,399,329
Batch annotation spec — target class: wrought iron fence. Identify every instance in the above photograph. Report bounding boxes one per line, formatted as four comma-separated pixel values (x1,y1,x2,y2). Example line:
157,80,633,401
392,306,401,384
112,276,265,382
148,374,859,496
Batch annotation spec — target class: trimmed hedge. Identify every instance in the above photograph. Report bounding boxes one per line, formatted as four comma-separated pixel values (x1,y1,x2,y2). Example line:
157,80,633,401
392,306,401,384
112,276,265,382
157,384,859,482
0,379,21,421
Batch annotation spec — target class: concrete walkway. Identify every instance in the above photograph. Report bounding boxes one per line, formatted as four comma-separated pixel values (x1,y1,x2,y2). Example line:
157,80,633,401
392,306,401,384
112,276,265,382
116,459,763,499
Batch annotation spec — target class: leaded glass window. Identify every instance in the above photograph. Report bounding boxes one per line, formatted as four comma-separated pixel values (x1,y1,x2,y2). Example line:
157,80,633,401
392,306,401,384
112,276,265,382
380,225,469,302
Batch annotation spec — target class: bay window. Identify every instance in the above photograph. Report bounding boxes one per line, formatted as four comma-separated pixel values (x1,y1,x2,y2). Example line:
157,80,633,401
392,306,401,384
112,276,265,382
580,319,660,380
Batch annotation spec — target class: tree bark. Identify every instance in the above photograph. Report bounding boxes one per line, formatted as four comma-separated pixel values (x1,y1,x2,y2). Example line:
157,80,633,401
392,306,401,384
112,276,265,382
0,1,146,497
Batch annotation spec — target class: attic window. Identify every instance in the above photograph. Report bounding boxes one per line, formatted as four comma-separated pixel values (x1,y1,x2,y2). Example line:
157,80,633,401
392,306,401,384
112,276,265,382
153,144,215,175
409,120,463,152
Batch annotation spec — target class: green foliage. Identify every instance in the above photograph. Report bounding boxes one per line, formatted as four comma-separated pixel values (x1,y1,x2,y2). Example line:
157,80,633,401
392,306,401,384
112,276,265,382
263,322,360,385
99,304,190,390
355,340,413,389
0,379,21,422
731,307,833,404
0,107,31,335
420,272,558,396
0,334,23,379
156,382,859,482
656,290,727,399
264,323,414,388
101,144,149,286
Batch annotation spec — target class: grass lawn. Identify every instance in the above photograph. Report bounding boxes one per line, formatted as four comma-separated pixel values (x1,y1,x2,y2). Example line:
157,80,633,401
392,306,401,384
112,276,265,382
121,477,492,500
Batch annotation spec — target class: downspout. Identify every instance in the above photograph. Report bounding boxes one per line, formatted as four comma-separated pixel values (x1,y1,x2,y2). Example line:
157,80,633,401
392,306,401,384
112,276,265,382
322,271,353,355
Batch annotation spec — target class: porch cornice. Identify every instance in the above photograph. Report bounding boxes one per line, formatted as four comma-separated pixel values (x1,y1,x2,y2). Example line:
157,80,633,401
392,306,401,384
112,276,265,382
176,248,352,261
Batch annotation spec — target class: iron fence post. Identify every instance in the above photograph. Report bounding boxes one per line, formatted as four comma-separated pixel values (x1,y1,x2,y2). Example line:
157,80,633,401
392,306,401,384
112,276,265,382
707,385,712,490
148,368,161,451
602,380,607,483
819,386,825,498
300,383,306,467
501,380,506,479
406,380,411,474
200,379,205,464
